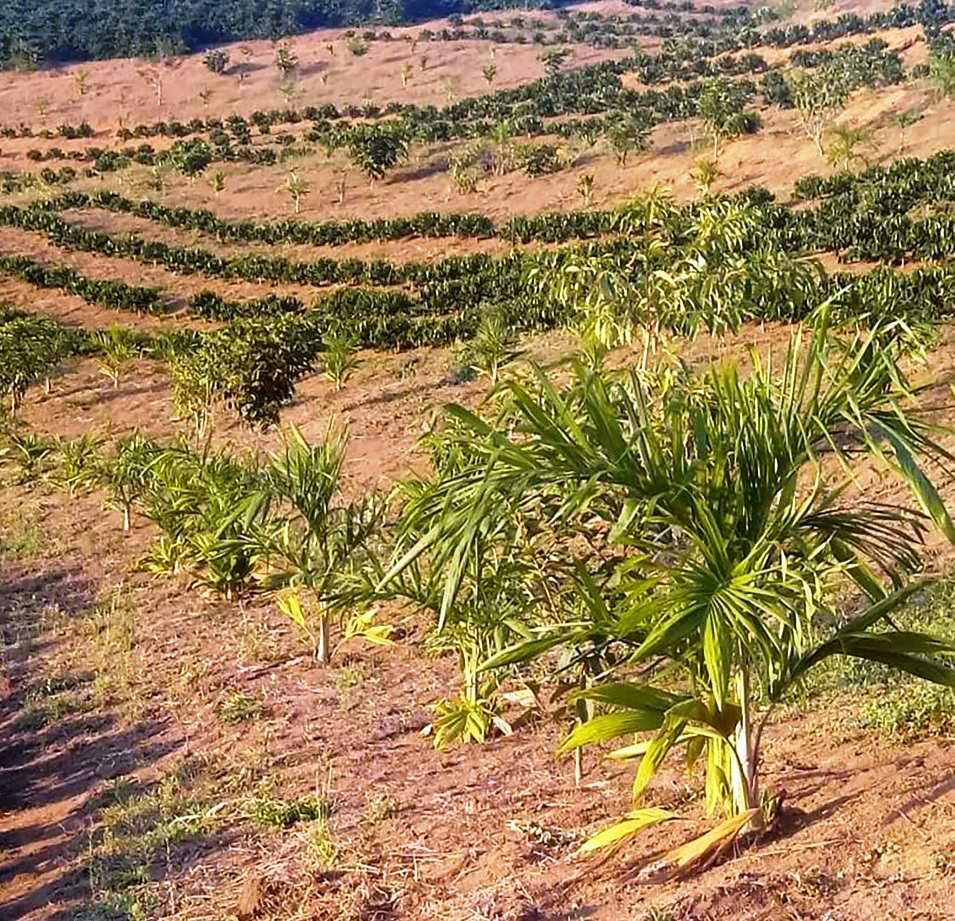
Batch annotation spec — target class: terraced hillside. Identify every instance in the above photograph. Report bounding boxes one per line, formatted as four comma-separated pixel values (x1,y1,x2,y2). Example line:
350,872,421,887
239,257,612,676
1,2,954,920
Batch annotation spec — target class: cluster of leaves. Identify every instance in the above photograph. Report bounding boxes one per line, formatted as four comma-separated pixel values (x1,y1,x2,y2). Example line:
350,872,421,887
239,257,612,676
403,3,769,52
170,315,320,429
0,120,93,140
0,166,78,193
325,122,411,180
13,152,955,429
0,305,194,414
4,422,387,664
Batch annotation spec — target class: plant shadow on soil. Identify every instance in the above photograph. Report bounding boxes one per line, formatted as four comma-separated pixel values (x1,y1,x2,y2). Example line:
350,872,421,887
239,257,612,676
0,562,211,920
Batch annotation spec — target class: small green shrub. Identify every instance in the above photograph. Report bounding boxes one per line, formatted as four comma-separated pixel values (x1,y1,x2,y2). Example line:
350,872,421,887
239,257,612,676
217,692,264,725
247,795,330,828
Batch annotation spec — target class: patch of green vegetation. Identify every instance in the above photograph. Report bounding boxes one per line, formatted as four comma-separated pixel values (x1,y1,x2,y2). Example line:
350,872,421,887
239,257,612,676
0,507,46,559
305,816,338,870
83,759,225,921
364,793,399,824
798,576,955,736
217,691,265,725
246,794,329,829
860,682,955,739
13,673,94,730
14,693,90,730
334,661,365,691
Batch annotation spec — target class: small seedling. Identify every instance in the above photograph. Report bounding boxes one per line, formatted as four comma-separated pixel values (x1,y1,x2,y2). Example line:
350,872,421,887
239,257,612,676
217,691,265,725
247,794,329,828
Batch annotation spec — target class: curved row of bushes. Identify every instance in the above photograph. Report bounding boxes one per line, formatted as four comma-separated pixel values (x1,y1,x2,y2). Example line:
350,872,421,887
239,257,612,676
0,251,165,314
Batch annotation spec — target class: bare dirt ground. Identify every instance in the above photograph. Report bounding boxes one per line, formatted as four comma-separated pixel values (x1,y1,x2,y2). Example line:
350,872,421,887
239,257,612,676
0,34,625,134
2,2,955,920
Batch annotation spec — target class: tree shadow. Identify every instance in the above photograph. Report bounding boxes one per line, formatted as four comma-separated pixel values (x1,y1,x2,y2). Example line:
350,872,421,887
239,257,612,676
392,156,449,184
297,60,328,79
0,563,197,920
887,770,955,824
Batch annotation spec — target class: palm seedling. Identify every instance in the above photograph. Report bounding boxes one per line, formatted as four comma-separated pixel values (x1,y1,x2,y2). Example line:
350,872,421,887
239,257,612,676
825,123,872,172
382,311,955,872
576,173,595,207
93,326,139,388
381,418,567,748
689,157,722,198
321,333,360,391
461,308,522,386
53,433,102,497
5,431,57,483
928,50,955,100
139,443,267,597
98,432,159,531
489,120,516,176
278,172,310,215
894,109,922,156
255,426,384,665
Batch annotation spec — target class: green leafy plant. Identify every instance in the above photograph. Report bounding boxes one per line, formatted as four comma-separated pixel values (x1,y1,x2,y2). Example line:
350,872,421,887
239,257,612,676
825,122,873,171
605,113,651,167
217,691,264,724
697,77,760,156
275,44,299,78
321,333,360,391
202,49,230,74
278,171,310,215
383,311,955,872
789,67,850,157
247,794,329,828
689,157,722,197
460,308,522,385
341,123,409,181
99,432,160,531
928,49,955,99
92,326,139,388
54,432,102,497
538,47,572,77
255,426,384,664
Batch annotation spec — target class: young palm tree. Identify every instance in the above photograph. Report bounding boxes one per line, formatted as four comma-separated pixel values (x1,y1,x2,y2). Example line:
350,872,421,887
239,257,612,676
690,157,722,197
279,171,310,214
98,431,158,532
93,326,138,388
256,426,383,664
383,311,955,869
825,123,872,171
462,308,521,385
895,109,922,156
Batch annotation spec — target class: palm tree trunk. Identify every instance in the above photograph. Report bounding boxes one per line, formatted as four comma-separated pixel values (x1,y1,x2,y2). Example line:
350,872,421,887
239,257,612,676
730,666,764,830
315,612,330,665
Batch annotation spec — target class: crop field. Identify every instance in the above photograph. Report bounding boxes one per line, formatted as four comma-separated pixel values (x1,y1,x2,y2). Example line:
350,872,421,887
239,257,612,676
1,1,955,919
